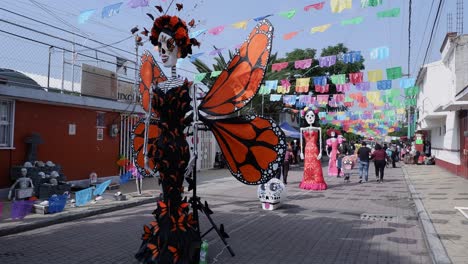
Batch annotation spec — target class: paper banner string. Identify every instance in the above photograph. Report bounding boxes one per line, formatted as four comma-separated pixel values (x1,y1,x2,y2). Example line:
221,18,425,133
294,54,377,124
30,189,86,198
377,80,392,90
209,48,225,56
101,2,123,18
313,76,327,86
330,74,346,85
349,72,364,84
317,95,329,106
370,46,390,60
296,78,310,93
400,78,416,88
336,83,351,92
94,180,112,196
318,55,337,67
258,85,270,95
78,9,96,24
127,0,148,8
278,9,297,19
377,8,401,18
311,23,332,33
294,59,313,69
75,188,93,206
386,66,402,80
232,20,249,29
283,31,301,40
277,85,290,94
210,71,222,78
315,84,329,93
330,0,352,13
272,62,289,72
208,26,225,35
281,79,291,89
368,69,383,82
304,2,326,11
341,16,364,26
265,80,279,91
11,200,34,220
253,14,273,21
355,82,370,91
189,29,207,39
270,94,282,101
361,0,383,8
190,53,204,62
194,73,207,83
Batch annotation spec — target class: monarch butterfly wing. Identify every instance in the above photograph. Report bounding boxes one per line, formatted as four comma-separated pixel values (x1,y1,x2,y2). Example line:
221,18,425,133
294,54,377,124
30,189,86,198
131,118,161,177
202,115,286,185
199,20,273,116
139,51,167,114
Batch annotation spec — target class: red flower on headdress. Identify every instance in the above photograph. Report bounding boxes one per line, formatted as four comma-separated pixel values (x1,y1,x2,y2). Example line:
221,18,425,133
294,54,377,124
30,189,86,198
327,129,341,136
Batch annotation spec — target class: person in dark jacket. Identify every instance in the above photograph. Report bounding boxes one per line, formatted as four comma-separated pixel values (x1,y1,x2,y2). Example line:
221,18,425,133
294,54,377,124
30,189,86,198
357,142,372,183
371,144,388,183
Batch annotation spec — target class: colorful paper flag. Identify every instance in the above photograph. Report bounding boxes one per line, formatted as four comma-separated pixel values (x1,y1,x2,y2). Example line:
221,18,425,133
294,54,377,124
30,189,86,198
190,53,204,62
310,24,332,33
101,2,123,18
279,9,297,19
377,8,401,18
189,29,207,38
208,26,225,35
265,80,279,91
209,48,225,56
370,46,389,60
330,74,346,85
294,59,313,69
361,0,383,8
11,200,34,220
232,20,249,29
78,9,96,24
75,187,93,206
341,16,364,25
368,69,383,82
331,0,352,13
283,31,300,40
93,180,111,196
386,66,402,80
127,0,148,8
210,71,222,78
253,14,273,22
304,2,325,11
272,62,289,72
194,73,207,83
296,78,310,93
318,55,336,67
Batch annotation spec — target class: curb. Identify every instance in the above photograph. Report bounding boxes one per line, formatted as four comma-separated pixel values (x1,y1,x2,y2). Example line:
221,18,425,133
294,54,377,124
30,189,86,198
401,165,452,264
0,197,155,237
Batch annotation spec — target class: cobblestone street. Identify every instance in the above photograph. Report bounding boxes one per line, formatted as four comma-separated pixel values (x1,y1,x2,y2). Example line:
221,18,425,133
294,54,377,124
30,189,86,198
0,163,434,264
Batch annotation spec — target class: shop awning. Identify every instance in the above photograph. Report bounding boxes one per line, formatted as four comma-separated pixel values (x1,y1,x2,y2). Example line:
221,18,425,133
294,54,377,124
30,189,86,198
280,122,301,138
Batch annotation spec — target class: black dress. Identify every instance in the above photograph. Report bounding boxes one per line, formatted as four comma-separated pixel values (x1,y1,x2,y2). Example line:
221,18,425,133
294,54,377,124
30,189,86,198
135,81,200,264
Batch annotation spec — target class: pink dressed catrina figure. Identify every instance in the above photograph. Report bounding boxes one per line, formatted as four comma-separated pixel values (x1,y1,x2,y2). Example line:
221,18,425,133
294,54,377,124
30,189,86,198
326,129,344,177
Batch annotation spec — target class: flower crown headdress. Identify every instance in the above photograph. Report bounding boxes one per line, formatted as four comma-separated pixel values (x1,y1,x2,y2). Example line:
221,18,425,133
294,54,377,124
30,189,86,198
142,3,200,58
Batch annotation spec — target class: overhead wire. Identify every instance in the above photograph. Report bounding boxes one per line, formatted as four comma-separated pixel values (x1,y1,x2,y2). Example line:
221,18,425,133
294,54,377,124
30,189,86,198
412,0,435,76
421,0,445,67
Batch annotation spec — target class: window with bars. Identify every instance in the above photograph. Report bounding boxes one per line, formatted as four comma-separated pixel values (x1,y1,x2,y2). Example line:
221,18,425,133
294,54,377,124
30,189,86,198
0,99,15,148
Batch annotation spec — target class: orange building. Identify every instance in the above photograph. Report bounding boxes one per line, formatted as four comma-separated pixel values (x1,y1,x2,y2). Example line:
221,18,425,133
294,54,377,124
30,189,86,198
0,72,142,197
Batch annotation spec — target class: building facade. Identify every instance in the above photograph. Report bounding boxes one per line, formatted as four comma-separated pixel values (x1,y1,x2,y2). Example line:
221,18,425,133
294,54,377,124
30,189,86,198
416,33,468,178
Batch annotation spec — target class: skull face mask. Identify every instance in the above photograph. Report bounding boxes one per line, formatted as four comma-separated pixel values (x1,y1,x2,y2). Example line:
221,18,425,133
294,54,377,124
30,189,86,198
158,31,179,68
305,110,316,126
257,178,286,210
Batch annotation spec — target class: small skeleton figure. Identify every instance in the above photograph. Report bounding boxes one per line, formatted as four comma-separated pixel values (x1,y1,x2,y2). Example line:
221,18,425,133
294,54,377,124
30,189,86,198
8,168,34,200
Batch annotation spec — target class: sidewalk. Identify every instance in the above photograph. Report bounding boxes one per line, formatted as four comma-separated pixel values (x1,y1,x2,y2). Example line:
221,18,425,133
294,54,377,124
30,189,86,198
0,169,231,237
403,164,468,264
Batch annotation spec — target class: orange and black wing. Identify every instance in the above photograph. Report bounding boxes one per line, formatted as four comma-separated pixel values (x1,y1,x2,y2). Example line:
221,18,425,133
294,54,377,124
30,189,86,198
201,115,286,185
139,51,167,114
199,20,273,116
131,118,161,177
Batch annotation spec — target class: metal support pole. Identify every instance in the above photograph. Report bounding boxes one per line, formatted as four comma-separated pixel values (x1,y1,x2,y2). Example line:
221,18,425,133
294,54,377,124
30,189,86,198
71,43,75,93
61,50,65,93
47,46,53,90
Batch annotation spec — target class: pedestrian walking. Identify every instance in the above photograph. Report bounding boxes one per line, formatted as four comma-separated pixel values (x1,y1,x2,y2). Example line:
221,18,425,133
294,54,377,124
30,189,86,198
357,142,372,183
371,144,388,183
282,144,293,184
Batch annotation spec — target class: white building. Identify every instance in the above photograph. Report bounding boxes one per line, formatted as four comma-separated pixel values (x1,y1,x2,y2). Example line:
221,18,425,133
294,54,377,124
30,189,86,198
416,33,468,178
